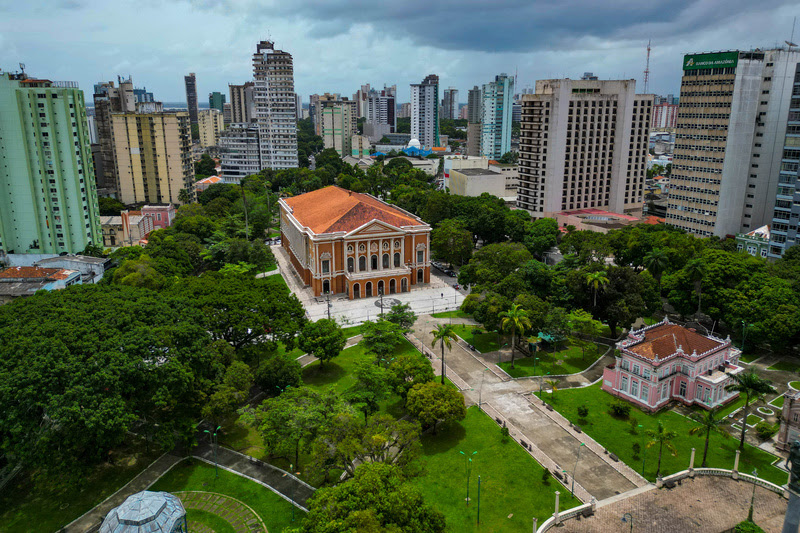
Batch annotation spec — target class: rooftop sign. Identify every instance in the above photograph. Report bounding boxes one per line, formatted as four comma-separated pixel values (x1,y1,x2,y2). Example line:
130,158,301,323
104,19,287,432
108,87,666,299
683,52,739,71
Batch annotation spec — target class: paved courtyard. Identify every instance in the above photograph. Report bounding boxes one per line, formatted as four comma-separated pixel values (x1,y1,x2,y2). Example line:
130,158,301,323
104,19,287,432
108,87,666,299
559,476,788,532
272,244,465,324
177,491,266,533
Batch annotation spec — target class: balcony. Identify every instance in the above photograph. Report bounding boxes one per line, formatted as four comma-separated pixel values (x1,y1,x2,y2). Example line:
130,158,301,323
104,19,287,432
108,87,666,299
345,266,412,281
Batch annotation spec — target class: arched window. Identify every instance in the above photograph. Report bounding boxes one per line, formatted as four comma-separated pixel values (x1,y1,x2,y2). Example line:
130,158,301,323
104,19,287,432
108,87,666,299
382,253,390,269
359,256,366,271
353,283,360,299
347,257,354,273
366,282,373,297
390,279,396,294
401,278,408,292
322,280,330,294
378,280,384,295
371,255,378,270
417,269,424,283
394,252,400,267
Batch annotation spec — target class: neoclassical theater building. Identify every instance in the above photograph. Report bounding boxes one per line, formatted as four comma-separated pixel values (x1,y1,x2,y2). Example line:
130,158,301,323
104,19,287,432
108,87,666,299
279,186,431,299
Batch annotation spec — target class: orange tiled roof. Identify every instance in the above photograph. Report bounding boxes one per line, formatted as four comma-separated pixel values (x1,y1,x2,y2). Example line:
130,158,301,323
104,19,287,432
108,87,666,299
0,266,62,279
643,216,665,225
284,186,425,234
628,324,722,361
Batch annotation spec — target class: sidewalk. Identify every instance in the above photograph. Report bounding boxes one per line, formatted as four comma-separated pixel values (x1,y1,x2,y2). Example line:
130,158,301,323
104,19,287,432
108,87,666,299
62,453,183,532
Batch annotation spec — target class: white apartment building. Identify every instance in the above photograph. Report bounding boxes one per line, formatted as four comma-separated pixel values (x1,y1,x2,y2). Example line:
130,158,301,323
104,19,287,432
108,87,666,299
253,41,298,170
442,87,459,120
410,75,440,149
365,85,396,142
666,49,800,237
219,123,261,184
516,79,652,218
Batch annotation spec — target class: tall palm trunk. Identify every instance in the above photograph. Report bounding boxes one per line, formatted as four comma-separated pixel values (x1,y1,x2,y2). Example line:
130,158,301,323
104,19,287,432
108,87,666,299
441,343,446,385
510,330,517,369
657,440,663,477
695,281,702,314
740,396,750,449
702,426,711,467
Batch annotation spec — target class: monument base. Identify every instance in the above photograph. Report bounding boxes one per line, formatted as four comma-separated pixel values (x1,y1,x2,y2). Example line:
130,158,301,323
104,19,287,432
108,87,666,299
783,490,800,533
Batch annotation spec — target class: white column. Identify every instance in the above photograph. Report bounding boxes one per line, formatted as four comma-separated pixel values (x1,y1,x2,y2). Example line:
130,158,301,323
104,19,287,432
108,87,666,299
553,491,560,524
689,448,696,477
733,449,741,479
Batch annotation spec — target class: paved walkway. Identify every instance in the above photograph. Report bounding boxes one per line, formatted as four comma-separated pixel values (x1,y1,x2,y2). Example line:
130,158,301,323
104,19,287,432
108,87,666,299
177,491,266,532
63,453,184,532
296,334,362,367
413,314,640,501
194,442,315,511
559,476,787,532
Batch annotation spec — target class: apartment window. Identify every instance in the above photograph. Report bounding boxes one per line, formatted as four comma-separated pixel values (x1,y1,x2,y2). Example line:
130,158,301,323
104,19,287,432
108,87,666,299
417,250,424,263
631,380,639,397
321,260,330,274
641,384,649,401
620,375,628,392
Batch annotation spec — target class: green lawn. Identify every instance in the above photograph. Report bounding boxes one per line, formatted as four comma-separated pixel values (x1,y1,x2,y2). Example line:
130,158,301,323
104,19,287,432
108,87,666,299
263,273,289,290
768,361,800,373
739,352,761,363
431,310,472,319
790,381,800,390
339,324,363,339
189,508,236,533
717,395,747,418
745,414,763,426
412,407,581,532
221,414,266,458
537,384,786,485
452,325,502,353
769,395,785,408
499,343,599,377
0,438,162,533
150,459,300,533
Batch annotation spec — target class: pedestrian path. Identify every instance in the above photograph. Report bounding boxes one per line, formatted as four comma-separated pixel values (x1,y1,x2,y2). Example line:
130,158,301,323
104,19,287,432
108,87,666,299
296,335,362,368
176,491,266,532
63,453,184,532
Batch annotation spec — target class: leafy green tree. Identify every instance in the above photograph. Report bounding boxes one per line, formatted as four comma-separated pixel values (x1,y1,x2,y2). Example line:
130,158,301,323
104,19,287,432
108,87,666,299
643,248,670,288
725,370,776,449
195,153,216,177
299,319,346,367
178,188,192,205
309,413,422,482
645,421,678,478
202,361,253,426
688,407,729,467
505,210,531,243
360,319,404,358
388,351,435,401
498,151,519,164
241,387,344,467
431,219,473,267
112,255,167,290
473,291,511,332
524,218,560,258
348,361,393,422
378,135,391,144
385,303,417,332
500,304,532,369
406,381,466,434
430,324,458,385
98,197,126,216
566,309,603,358
254,353,301,395
300,463,446,533
684,258,705,314
458,242,532,289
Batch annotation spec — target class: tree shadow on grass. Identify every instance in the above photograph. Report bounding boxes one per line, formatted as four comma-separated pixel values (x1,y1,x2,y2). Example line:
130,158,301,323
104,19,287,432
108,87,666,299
419,422,467,455
301,362,347,387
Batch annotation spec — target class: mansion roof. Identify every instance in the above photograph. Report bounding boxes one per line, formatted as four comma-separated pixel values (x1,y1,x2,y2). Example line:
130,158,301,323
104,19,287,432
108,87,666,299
623,320,725,362
283,186,426,235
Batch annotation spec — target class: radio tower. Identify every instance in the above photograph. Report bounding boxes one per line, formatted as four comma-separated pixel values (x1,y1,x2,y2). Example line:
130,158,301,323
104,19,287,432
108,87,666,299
643,40,651,93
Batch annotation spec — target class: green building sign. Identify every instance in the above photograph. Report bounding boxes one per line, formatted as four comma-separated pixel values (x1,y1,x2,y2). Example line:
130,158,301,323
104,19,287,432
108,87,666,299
683,52,739,71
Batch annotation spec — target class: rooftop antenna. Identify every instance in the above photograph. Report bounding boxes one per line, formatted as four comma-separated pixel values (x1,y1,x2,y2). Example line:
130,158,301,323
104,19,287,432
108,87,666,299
787,17,798,50
643,40,651,93
19,63,25,76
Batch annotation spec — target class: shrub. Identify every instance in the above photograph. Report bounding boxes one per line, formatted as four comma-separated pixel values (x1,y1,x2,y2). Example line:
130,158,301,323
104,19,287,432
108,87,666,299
734,520,765,533
609,401,631,419
542,469,551,485
500,426,510,442
628,417,639,435
754,421,778,440
632,442,641,459
577,405,589,419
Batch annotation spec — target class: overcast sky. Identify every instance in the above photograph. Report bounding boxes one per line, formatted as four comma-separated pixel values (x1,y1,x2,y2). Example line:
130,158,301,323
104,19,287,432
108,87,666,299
1,0,798,104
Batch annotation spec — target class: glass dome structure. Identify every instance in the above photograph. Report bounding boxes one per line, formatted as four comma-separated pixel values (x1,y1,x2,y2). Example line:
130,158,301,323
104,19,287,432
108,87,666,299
100,490,187,533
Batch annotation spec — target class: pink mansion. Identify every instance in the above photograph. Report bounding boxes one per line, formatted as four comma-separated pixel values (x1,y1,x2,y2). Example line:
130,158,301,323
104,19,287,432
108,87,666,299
602,319,744,412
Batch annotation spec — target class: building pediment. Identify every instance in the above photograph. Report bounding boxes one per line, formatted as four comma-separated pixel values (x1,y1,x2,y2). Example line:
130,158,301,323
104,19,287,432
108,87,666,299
346,219,403,238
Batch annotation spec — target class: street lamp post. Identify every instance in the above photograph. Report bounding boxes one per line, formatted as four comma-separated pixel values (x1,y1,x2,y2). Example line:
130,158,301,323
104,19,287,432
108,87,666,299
283,463,302,522
622,512,633,532
479,368,487,408
571,443,585,497
203,425,222,479
477,475,481,525
499,343,508,365
741,320,751,353
748,468,758,522
638,424,646,477
379,288,384,318
459,450,477,505
540,372,550,404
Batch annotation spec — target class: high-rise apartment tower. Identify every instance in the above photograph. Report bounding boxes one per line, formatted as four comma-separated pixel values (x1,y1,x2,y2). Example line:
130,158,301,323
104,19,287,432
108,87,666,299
410,74,440,149
253,41,298,170
184,72,199,125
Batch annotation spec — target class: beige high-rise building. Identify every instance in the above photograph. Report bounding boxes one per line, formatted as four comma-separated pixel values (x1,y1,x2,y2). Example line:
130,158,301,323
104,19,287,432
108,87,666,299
198,108,225,149
666,49,800,237
229,82,255,123
321,98,358,156
94,77,136,196
516,79,652,218
111,110,195,205
253,40,298,170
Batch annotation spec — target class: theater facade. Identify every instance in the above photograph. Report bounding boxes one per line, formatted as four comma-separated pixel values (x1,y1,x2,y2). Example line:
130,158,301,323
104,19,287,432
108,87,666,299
279,186,431,299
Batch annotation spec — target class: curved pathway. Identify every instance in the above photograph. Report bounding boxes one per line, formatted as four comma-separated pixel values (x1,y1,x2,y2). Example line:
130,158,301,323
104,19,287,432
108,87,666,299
176,491,266,533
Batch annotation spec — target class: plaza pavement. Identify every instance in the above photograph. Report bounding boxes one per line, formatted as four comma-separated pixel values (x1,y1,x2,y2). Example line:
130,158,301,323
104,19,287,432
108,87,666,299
412,313,642,501
272,244,465,325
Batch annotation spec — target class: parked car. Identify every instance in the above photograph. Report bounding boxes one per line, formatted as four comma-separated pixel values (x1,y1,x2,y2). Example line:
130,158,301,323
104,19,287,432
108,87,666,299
452,283,460,290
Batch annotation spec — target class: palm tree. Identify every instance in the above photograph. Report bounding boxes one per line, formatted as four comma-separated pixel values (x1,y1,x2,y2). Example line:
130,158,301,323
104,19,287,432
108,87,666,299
688,407,730,467
178,188,192,205
431,324,458,385
584,270,609,308
499,304,532,369
684,259,705,314
643,248,669,289
725,369,776,449
646,421,678,477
